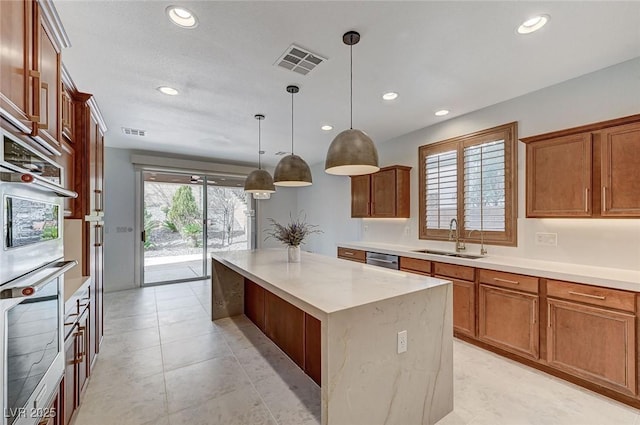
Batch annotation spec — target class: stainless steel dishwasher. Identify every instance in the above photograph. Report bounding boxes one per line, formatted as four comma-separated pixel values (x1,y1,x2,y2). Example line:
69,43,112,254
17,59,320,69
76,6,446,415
366,252,400,270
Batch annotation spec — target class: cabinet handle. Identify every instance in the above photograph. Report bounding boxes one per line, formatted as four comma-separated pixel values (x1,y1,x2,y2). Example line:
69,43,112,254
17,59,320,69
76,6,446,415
29,70,41,123
37,82,49,129
584,188,589,212
568,291,606,300
547,304,551,328
343,251,354,256
493,277,519,285
602,186,607,212
95,189,103,212
532,299,537,324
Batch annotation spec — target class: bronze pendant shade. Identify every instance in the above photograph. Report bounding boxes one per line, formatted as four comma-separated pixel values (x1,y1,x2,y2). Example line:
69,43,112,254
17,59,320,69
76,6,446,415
244,114,276,196
274,85,313,187
325,31,380,176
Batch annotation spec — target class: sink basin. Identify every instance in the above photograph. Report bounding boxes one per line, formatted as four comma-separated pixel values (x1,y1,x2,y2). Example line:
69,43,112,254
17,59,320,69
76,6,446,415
412,249,483,259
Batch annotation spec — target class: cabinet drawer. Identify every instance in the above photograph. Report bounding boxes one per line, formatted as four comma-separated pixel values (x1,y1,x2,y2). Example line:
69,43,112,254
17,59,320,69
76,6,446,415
400,257,431,275
337,247,366,263
433,262,475,282
547,280,635,312
479,269,538,294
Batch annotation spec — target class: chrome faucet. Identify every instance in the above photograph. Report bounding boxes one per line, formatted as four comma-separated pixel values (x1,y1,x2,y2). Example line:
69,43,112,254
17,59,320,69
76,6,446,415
469,229,488,256
448,218,466,252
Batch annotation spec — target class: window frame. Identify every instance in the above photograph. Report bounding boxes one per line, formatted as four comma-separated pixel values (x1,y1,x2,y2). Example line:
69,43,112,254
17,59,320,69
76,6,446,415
418,122,518,247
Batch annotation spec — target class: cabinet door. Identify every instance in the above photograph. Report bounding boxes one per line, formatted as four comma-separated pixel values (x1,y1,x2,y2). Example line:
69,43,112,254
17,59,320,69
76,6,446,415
264,291,304,368
601,122,640,216
304,313,321,386
94,224,104,355
244,279,265,331
33,6,61,148
547,298,636,395
63,327,77,425
526,133,592,217
0,0,33,132
371,168,397,217
61,84,74,143
351,174,370,217
95,128,104,214
451,278,475,337
479,284,539,359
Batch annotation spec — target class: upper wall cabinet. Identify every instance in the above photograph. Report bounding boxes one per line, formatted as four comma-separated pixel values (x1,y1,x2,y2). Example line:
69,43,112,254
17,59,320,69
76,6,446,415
350,165,411,218
522,114,640,218
0,0,70,156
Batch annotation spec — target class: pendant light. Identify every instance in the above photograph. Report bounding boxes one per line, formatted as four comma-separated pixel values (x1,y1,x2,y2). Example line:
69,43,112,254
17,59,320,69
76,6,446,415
325,31,380,176
273,85,312,187
244,114,276,199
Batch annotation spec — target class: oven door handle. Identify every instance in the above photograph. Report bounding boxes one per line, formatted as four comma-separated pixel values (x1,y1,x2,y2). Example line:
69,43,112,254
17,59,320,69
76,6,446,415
0,260,77,299
0,164,78,198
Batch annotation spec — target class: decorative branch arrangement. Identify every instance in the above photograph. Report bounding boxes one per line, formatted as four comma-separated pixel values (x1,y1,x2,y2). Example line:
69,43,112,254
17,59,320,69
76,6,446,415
265,212,322,247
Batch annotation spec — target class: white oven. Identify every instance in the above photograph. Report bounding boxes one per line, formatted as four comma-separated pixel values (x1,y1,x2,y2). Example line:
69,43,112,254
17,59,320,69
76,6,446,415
1,129,77,425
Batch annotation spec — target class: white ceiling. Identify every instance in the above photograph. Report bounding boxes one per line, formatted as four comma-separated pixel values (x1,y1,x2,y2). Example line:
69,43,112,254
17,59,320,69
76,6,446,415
54,1,640,168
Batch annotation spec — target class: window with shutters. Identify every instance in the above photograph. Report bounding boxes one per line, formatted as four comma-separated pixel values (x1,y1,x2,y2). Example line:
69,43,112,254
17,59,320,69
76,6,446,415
419,122,517,246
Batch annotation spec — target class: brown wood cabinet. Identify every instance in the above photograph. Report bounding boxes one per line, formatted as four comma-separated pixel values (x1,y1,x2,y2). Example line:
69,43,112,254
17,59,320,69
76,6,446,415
523,114,640,218
432,262,476,337
526,133,592,217
337,247,366,263
244,279,321,384
547,297,636,395
0,0,34,133
399,257,431,276
244,279,265,331
33,3,61,149
63,303,90,425
600,121,640,216
304,313,322,386
479,284,539,360
350,165,411,218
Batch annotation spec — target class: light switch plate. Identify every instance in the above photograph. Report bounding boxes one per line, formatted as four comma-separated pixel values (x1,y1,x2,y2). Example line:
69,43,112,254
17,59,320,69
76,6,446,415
535,232,557,246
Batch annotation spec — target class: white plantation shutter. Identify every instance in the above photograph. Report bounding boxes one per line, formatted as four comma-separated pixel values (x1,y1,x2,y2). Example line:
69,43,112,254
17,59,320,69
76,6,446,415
425,150,457,230
464,140,506,232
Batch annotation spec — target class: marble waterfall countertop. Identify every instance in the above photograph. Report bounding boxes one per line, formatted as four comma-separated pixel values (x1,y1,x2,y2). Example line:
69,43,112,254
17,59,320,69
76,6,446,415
211,248,454,425
211,248,450,319
338,241,640,292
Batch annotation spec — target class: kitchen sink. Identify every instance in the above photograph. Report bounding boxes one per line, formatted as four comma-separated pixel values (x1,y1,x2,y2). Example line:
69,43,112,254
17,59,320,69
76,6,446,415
412,249,483,259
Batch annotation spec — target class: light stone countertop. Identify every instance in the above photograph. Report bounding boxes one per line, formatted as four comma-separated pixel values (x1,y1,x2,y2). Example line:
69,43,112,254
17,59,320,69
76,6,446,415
64,275,91,303
338,241,640,292
211,248,450,317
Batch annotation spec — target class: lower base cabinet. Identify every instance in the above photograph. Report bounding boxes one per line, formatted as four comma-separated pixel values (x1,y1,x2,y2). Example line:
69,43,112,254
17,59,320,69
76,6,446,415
450,279,475,337
547,298,636,395
479,284,539,360
63,304,90,425
245,279,321,385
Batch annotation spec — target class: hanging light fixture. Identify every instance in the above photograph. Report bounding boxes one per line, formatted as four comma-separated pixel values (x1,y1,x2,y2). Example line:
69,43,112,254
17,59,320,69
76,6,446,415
273,85,312,187
325,31,380,176
244,114,276,199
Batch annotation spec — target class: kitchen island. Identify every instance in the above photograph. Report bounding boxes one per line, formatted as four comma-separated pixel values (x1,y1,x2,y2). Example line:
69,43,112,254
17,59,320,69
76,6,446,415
211,249,453,425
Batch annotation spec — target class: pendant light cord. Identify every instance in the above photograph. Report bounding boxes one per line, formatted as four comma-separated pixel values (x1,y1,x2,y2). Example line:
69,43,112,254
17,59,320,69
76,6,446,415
350,41,353,130
291,90,295,154
258,118,262,169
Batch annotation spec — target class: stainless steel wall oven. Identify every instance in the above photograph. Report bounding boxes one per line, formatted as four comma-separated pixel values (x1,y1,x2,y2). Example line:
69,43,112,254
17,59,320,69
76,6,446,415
1,129,77,425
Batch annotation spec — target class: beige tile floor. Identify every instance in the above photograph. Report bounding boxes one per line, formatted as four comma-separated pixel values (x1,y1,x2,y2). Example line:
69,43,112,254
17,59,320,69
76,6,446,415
74,280,640,425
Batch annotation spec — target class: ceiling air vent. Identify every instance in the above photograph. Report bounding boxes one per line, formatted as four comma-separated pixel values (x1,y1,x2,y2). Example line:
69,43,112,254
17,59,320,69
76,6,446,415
275,44,327,76
122,127,146,137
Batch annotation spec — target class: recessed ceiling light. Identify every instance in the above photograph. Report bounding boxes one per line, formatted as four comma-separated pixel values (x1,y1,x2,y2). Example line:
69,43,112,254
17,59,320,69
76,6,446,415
321,125,333,131
382,92,398,101
517,15,549,34
435,109,450,116
157,86,179,96
166,6,198,28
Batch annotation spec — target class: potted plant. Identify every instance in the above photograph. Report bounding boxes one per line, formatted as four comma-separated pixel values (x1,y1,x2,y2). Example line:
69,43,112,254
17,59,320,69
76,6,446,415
265,213,322,262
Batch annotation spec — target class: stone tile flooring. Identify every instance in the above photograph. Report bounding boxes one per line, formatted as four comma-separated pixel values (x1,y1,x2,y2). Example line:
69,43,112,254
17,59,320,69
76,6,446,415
74,280,640,425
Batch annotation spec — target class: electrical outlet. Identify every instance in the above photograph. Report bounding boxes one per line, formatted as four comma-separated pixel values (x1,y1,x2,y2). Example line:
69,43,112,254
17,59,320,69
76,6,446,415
364,225,369,232
397,330,407,354
404,226,410,236
535,232,557,246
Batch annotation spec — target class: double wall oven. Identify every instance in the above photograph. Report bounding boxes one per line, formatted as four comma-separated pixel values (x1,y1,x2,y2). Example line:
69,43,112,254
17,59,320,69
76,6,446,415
1,130,77,425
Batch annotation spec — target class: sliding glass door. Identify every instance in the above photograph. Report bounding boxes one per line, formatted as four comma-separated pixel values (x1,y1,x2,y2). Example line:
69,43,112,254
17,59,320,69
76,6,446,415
141,171,253,286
